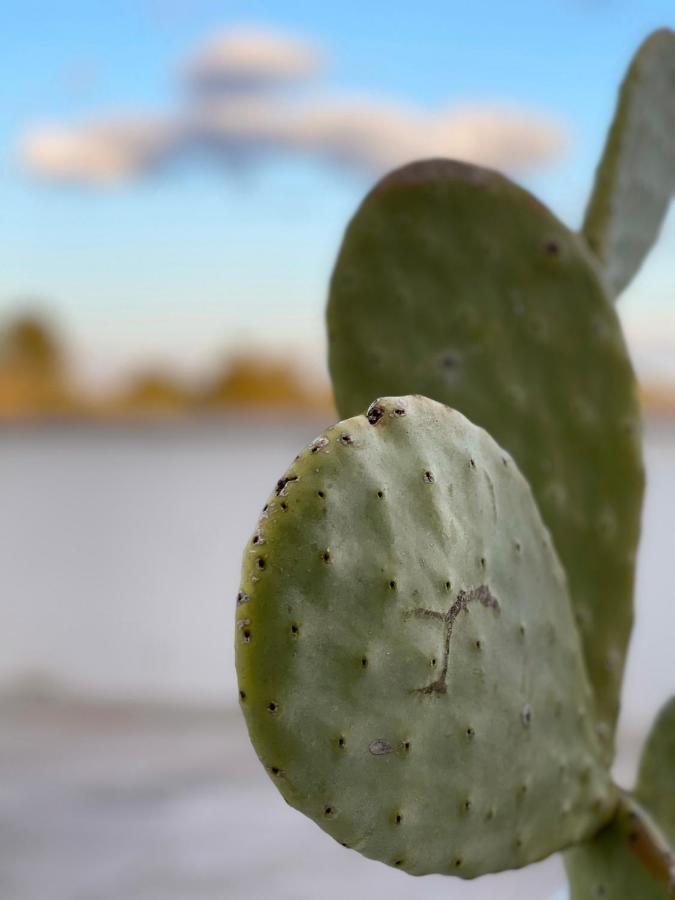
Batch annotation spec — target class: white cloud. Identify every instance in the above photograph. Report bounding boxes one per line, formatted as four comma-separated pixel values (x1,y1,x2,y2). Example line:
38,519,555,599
19,24,568,184
192,95,566,173
182,25,324,91
21,116,179,183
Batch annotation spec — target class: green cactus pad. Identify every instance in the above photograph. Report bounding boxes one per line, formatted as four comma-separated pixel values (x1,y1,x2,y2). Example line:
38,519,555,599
236,395,615,878
327,159,644,758
582,28,675,298
565,697,675,898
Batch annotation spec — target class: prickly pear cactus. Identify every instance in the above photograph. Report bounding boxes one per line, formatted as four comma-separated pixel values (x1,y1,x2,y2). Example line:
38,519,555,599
327,159,644,759
582,28,675,298
565,697,675,898
236,396,616,878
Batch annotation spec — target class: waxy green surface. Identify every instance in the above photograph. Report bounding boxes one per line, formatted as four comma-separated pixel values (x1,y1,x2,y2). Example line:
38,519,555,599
236,396,615,878
582,28,675,298
327,160,644,758
566,698,675,899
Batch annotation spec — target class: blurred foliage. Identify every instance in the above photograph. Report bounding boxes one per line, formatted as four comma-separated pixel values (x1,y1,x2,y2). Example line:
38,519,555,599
0,310,334,420
0,312,77,417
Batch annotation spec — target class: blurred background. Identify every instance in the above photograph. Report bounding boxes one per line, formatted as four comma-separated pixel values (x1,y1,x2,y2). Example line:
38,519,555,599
1,2,674,898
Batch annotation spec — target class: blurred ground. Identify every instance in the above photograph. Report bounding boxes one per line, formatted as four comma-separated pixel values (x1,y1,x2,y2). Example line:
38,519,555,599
1,691,644,900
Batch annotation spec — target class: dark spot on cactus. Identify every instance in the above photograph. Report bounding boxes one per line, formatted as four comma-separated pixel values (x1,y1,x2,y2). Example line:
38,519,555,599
369,739,394,756
393,407,406,416
262,503,268,512
407,585,500,694
593,887,607,898
394,859,404,868
402,740,411,753
454,857,463,868
242,629,251,643
317,490,325,498
469,458,476,469
519,623,526,637
280,501,288,510
340,433,354,445
394,813,402,825
431,658,437,667
252,535,260,544
366,403,384,425
444,580,451,591
480,557,486,568
267,702,278,713
485,808,495,822
515,837,523,850
239,690,246,701
475,639,482,650
290,624,299,637
339,842,349,849
519,783,528,797
323,806,335,818
256,558,265,570
236,591,249,605
361,657,368,669
311,437,328,453
521,705,533,727
544,238,560,257
463,800,472,811
322,549,331,562
275,475,298,496
377,490,384,498
441,352,458,369
466,727,475,738
338,736,345,749
270,767,281,776
514,540,522,553
423,470,435,483
389,580,397,590
502,457,509,467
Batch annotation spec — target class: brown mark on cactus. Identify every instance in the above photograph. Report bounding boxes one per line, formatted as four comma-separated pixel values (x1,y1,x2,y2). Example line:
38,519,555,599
275,475,298,496
406,585,500,695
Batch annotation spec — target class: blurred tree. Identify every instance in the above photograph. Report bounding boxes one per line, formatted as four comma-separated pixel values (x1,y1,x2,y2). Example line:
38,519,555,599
114,370,193,416
202,354,333,413
0,311,77,417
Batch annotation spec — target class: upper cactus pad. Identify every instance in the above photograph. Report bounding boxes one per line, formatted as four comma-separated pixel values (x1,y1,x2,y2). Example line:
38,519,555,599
327,159,644,759
582,28,675,298
236,396,615,878
565,697,675,898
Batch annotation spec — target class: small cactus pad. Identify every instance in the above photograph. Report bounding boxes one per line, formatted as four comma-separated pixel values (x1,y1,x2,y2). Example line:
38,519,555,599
565,697,675,898
327,159,644,758
582,28,675,298
236,396,615,878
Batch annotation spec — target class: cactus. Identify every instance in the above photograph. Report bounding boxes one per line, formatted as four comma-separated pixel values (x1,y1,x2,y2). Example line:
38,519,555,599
235,27,674,895
327,158,644,759
236,396,615,877
581,29,675,298
565,697,675,898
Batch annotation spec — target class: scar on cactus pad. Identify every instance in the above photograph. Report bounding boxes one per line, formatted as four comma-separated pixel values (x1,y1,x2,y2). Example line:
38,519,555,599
236,396,615,877
236,28,675,897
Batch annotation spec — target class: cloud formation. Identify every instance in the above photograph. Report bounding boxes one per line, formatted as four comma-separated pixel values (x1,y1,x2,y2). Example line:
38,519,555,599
20,25,568,185
182,25,324,91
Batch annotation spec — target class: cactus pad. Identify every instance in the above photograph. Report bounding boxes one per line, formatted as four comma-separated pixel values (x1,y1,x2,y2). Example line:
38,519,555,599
236,396,615,878
565,697,675,898
327,159,644,758
582,28,675,298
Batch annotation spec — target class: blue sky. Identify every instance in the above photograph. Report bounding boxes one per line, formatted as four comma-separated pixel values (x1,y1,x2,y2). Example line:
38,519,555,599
1,0,673,385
